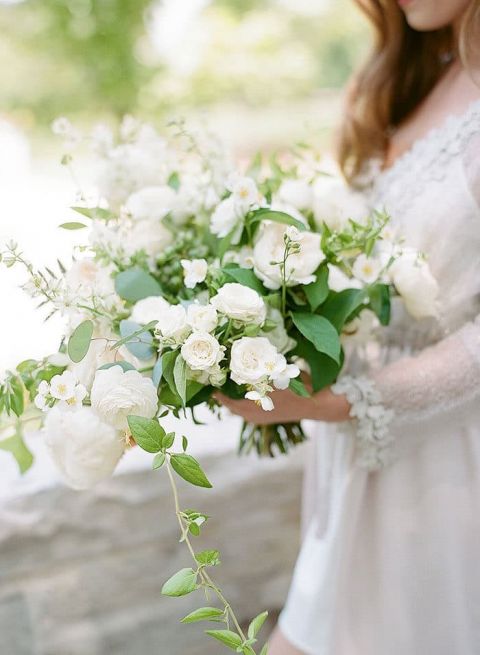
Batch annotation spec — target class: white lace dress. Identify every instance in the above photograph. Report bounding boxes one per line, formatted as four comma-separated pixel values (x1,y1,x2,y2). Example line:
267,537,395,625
278,99,480,655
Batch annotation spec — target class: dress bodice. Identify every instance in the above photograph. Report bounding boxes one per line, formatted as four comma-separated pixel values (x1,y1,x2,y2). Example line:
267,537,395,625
367,99,480,348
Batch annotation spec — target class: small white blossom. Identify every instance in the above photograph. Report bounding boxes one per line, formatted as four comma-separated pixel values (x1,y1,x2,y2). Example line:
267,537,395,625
352,254,383,284
49,371,78,401
245,391,274,411
227,174,259,207
181,259,208,289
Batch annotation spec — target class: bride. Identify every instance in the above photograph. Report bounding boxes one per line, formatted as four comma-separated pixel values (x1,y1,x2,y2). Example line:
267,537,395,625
219,0,480,653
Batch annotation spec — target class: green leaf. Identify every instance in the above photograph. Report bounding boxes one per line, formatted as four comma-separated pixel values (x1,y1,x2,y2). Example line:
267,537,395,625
291,313,340,363
168,171,181,191
161,568,198,597
195,550,220,567
161,350,179,394
9,375,25,417
59,222,87,230
293,338,342,392
67,319,94,363
218,225,238,261
162,432,175,449
152,358,163,388
127,416,165,453
181,607,224,624
248,611,268,640
119,320,155,360
152,452,166,469
289,378,310,398
115,268,163,302
71,206,113,220
260,644,269,655
249,209,306,231
222,265,265,294
170,454,212,488
205,630,243,651
0,429,34,474
321,289,367,331
182,435,188,452
368,283,391,326
304,265,329,311
173,355,187,406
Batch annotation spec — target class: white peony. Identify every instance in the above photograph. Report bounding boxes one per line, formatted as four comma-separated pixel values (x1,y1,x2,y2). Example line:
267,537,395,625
253,221,325,290
211,283,266,325
126,185,176,222
352,254,383,284
90,365,158,430
181,259,208,289
181,332,224,371
156,304,190,342
389,249,439,319
131,296,170,324
313,176,369,232
44,405,125,490
277,179,313,211
186,303,218,333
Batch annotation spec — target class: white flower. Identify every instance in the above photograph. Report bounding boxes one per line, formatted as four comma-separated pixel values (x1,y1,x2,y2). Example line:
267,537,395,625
230,337,283,385
245,391,274,411
131,296,170,324
260,308,296,354
186,303,218,333
271,362,300,390
223,246,254,269
328,264,361,292
389,249,439,319
50,371,77,401
90,365,158,430
57,383,88,411
210,196,241,238
125,219,173,260
181,332,224,371
313,176,368,232
44,405,125,490
34,380,50,411
181,259,208,289
277,179,313,211
227,174,259,207
156,304,190,342
352,254,383,284
126,185,176,222
211,283,266,325
253,222,325,290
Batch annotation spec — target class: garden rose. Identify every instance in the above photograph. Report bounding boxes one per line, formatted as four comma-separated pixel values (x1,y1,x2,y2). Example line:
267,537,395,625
90,365,158,430
186,303,218,333
156,304,190,342
181,259,208,289
181,332,224,371
211,283,266,325
131,296,170,324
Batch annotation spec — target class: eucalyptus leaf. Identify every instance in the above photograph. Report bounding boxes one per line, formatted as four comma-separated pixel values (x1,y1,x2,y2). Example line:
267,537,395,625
59,222,87,230
119,320,155,360
152,358,163,388
115,268,163,302
170,454,213,488
67,319,93,363
291,313,340,363
161,568,198,597
181,607,224,624
127,416,165,453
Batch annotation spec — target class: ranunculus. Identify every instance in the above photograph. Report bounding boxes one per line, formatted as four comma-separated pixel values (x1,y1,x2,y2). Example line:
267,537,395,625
253,222,325,290
44,405,125,490
90,365,158,430
211,283,266,325
181,259,208,289
181,332,224,371
126,185,176,222
156,304,190,342
131,296,170,324
313,176,369,232
277,179,313,211
389,249,439,319
186,303,218,333
352,254,383,284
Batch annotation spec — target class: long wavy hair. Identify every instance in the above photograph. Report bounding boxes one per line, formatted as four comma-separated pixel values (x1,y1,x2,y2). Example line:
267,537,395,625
338,0,480,183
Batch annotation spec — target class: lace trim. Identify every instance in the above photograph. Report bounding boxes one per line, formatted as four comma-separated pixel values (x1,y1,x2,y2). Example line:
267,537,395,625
332,376,395,471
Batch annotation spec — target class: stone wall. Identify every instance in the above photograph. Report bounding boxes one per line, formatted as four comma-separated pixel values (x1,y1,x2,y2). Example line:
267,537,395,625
0,449,305,655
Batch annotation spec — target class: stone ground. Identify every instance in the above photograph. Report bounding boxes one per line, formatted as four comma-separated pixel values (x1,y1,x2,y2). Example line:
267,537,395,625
0,448,305,655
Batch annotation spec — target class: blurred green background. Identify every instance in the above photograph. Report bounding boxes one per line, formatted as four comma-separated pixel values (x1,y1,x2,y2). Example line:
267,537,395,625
0,0,369,146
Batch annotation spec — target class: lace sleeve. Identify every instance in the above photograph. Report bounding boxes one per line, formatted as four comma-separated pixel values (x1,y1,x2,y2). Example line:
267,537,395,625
333,317,480,469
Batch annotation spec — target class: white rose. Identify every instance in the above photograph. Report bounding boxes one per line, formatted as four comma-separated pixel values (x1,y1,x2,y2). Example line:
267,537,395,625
253,222,325,290
352,254,383,284
90,365,158,430
125,219,173,259
210,196,242,238
328,264,362,292
126,185,176,222
44,405,125,490
389,249,439,319
131,296,170,324
181,332,224,371
186,303,218,332
181,259,208,289
156,304,190,342
260,308,296,354
313,176,368,232
277,179,313,211
211,283,266,325
229,336,281,385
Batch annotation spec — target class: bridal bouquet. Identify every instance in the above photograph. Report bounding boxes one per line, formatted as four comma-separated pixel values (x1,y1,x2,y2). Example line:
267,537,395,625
0,117,438,653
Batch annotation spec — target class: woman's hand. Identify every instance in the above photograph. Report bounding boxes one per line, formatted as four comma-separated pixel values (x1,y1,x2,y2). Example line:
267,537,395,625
215,386,351,425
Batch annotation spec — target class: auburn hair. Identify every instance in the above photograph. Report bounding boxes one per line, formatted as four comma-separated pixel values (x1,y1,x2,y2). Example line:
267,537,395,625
338,0,480,183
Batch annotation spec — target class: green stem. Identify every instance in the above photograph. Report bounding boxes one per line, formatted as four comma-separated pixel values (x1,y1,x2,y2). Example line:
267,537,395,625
165,457,247,643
